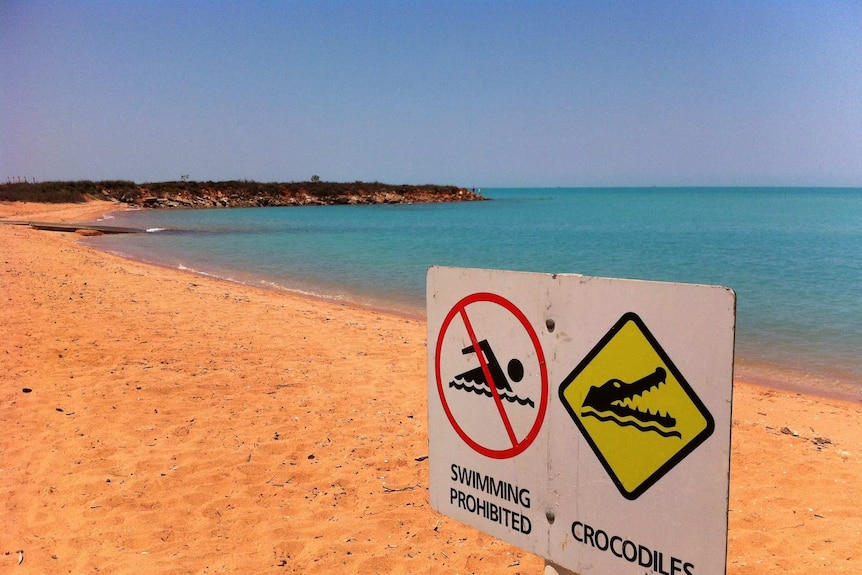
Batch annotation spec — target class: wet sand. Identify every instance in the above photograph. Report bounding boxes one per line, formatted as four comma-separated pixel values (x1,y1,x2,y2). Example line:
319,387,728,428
2,201,860,574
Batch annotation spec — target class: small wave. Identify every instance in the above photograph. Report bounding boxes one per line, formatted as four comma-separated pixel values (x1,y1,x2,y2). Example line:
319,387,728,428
176,263,239,283
258,279,348,302
146,227,166,233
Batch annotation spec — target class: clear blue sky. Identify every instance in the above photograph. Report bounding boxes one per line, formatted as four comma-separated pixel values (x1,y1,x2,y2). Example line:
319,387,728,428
2,1,861,187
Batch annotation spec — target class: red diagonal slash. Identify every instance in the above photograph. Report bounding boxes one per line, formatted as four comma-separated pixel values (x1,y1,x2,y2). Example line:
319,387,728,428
459,307,519,448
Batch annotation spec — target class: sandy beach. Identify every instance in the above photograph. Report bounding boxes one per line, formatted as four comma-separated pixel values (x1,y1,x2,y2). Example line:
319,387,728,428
2,201,860,574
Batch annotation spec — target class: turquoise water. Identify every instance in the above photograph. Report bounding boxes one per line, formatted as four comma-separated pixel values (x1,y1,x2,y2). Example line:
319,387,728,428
87,188,862,397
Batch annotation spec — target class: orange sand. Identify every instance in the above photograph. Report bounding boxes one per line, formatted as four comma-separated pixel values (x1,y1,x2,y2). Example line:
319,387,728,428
2,202,860,574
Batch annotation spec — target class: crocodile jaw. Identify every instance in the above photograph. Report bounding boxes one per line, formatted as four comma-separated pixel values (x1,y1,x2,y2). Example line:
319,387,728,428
581,367,676,428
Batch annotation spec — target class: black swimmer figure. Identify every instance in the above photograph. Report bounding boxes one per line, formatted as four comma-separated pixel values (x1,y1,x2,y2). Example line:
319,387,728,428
456,340,523,392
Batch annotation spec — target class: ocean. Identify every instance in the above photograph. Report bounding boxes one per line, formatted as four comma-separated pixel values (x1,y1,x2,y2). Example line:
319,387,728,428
85,187,862,399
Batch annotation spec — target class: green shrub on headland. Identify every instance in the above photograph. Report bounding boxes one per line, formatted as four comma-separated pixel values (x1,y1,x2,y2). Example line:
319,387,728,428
0,180,138,203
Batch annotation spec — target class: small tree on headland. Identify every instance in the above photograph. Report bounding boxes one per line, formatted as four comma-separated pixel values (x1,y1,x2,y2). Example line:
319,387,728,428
310,175,320,183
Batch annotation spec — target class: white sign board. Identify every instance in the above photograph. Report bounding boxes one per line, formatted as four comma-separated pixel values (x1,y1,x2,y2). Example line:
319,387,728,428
427,266,735,575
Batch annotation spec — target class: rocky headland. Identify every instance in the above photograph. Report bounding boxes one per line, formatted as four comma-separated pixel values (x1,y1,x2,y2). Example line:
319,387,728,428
0,180,486,208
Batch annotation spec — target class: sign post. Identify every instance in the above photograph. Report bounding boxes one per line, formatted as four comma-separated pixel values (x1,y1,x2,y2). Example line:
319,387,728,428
427,266,735,575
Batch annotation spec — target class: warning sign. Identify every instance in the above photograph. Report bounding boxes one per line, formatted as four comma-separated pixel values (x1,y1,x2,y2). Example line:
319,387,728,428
559,312,714,499
427,267,736,574
435,292,549,459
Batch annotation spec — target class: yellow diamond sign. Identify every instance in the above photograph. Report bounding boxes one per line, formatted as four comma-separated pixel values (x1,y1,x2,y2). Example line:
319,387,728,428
559,312,714,499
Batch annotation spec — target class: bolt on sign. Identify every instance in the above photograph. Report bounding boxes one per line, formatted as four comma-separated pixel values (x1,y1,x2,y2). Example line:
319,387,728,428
427,267,735,575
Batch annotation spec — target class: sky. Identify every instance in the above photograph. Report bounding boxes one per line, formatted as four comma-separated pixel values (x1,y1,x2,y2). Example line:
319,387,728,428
2,1,861,187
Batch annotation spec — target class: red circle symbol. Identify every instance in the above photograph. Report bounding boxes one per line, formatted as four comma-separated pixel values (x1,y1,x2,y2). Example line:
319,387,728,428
435,292,548,459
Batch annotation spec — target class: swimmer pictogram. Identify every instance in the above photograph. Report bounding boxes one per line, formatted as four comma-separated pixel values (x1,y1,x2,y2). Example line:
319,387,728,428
435,292,548,459
449,340,534,407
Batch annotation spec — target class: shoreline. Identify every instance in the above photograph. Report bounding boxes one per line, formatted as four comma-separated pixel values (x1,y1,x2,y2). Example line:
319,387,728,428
3,200,862,574
104,247,429,322
90,250,862,402
4,200,861,402
79,203,862,403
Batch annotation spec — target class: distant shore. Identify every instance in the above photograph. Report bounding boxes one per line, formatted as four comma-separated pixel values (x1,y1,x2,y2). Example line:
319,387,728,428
0,179,486,209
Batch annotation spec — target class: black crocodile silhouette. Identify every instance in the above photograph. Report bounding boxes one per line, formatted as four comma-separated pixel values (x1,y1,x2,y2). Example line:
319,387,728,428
580,367,680,437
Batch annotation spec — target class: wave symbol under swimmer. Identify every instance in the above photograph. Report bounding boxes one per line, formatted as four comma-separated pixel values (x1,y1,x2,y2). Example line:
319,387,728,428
448,380,535,407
